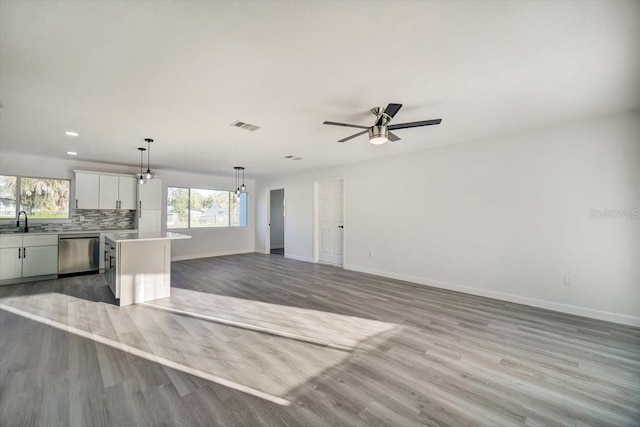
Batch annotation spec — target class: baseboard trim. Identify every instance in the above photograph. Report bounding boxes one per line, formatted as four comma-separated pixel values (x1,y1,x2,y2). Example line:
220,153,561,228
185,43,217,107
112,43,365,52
343,264,640,327
285,254,315,263
172,249,255,261
254,248,267,254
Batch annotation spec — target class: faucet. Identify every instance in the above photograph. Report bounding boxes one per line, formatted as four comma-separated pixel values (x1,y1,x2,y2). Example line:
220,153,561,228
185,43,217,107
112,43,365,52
17,211,28,233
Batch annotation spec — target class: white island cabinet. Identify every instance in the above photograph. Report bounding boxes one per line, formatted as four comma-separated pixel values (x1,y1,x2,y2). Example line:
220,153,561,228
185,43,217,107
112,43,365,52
105,232,190,306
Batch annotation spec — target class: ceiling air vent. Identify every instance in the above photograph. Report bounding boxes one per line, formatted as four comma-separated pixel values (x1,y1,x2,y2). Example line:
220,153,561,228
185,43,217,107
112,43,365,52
231,120,261,131
283,155,303,160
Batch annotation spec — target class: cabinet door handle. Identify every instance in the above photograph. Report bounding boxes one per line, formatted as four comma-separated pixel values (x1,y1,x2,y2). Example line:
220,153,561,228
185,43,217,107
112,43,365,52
104,250,109,262
18,248,21,259
109,256,113,269
76,199,78,209
23,248,26,258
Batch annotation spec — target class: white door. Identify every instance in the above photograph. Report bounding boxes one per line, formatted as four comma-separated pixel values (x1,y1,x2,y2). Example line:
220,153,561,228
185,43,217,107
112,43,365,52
118,176,137,210
75,172,100,209
318,179,344,266
22,245,58,277
0,247,22,280
99,175,119,209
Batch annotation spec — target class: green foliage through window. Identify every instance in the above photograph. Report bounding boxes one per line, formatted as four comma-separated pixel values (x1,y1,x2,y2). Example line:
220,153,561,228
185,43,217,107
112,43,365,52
167,186,247,229
0,175,70,219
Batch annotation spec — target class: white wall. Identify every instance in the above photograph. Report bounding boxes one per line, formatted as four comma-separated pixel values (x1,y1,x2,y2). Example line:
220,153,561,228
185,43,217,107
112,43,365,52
0,154,256,260
269,189,285,249
255,111,640,326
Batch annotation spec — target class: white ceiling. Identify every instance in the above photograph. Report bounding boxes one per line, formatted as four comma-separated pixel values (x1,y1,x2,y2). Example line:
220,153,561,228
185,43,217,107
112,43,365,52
1,1,639,178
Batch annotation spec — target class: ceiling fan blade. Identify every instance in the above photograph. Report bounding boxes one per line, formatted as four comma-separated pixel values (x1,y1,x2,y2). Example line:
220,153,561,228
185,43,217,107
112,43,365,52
375,103,403,125
388,132,401,142
323,121,369,129
388,118,442,130
338,129,368,143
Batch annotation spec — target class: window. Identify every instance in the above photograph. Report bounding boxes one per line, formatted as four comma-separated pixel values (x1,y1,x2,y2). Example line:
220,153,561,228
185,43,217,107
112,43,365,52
0,175,70,220
167,186,247,229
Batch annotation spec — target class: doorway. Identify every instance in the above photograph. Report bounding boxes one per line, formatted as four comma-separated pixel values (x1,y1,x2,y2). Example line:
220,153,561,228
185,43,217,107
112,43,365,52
269,189,285,256
314,178,344,266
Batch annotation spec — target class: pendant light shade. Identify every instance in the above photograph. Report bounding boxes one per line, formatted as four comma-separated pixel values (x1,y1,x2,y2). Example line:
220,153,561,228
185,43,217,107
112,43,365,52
144,138,155,180
137,147,147,185
233,166,245,198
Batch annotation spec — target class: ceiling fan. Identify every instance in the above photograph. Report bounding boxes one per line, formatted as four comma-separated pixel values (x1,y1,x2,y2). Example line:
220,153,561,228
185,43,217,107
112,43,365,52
323,103,441,145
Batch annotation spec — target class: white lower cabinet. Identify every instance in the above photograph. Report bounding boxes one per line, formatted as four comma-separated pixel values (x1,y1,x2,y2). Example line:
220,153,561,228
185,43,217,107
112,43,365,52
22,245,58,277
0,247,22,280
105,237,117,297
0,234,58,283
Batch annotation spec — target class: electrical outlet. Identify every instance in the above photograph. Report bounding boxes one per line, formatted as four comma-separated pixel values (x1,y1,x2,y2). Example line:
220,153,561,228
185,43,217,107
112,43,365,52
564,275,572,286
369,249,374,258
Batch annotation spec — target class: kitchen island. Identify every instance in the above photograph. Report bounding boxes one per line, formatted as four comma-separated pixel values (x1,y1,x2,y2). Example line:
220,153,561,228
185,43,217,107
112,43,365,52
104,231,190,306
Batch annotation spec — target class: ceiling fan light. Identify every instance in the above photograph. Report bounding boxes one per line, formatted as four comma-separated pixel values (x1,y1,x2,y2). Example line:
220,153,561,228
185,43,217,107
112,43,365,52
368,126,388,145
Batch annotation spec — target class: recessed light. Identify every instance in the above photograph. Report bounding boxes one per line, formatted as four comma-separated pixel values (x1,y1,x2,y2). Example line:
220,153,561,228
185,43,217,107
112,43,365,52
67,151,78,156
65,131,79,137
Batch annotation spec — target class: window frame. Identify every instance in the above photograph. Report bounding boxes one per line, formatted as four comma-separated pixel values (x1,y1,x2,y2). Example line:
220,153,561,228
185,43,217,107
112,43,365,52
167,185,248,230
0,174,72,223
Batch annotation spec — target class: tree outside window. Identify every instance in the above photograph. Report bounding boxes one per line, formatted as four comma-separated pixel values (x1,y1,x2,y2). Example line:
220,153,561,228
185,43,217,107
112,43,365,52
0,175,70,219
167,186,247,229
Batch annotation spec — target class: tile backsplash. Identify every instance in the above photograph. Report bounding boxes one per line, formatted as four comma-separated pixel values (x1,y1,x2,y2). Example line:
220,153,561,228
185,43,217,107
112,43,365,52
0,209,136,233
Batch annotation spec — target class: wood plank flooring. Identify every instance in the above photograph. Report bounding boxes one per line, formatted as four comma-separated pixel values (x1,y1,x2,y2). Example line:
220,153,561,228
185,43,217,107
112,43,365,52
1,253,639,426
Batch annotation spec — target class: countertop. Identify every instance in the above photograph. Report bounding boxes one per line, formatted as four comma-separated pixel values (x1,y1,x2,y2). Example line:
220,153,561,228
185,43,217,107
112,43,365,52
104,231,191,243
0,229,137,236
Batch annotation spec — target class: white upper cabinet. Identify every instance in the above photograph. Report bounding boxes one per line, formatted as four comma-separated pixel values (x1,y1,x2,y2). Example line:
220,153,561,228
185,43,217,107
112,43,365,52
118,176,137,210
75,172,100,209
99,175,119,209
76,171,137,210
138,178,162,210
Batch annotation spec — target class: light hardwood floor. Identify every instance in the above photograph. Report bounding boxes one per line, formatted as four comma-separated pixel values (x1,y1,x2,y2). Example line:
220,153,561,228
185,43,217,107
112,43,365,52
1,253,638,426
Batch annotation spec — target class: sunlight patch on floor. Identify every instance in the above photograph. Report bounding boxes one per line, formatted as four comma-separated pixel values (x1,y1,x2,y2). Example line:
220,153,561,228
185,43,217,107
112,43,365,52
0,289,396,406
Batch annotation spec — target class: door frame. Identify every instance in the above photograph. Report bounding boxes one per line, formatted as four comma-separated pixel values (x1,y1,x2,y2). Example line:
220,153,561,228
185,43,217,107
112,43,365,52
265,186,285,255
313,177,345,266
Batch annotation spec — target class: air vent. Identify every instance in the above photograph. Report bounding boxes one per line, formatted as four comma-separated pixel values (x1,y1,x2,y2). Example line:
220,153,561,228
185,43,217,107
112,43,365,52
231,120,261,131
283,155,294,159
283,155,303,160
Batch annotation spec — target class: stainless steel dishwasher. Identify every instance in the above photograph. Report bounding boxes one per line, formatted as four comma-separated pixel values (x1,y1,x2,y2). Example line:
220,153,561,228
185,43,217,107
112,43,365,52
58,234,100,276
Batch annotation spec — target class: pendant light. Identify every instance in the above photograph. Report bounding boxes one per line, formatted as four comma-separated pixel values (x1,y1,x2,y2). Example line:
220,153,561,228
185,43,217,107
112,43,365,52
144,138,155,180
233,166,245,198
137,147,147,185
